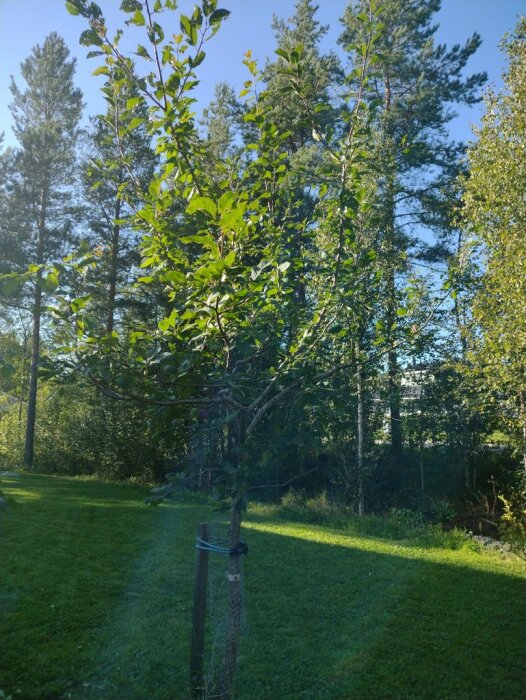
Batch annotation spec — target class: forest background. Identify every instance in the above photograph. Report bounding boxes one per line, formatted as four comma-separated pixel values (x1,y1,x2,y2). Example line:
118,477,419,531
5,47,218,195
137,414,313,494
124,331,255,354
0,0,525,539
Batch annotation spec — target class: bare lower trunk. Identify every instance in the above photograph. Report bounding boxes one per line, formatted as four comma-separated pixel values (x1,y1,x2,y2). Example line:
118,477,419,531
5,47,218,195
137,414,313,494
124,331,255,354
383,77,403,467
388,345,402,462
214,415,247,699
23,281,42,469
356,345,365,516
24,188,46,469
215,501,244,699
520,391,526,478
18,329,29,424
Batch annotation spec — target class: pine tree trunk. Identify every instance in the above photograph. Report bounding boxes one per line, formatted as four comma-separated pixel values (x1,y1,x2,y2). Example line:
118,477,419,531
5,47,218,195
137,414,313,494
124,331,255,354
23,283,42,468
383,76,403,465
18,328,29,424
388,328,402,462
23,190,46,469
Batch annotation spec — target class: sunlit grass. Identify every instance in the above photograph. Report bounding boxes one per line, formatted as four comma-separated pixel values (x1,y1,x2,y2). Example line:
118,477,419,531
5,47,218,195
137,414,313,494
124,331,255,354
1,474,525,699
242,519,524,576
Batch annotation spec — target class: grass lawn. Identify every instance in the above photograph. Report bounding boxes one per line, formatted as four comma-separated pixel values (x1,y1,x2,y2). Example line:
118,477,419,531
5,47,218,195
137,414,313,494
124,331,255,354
1,473,525,699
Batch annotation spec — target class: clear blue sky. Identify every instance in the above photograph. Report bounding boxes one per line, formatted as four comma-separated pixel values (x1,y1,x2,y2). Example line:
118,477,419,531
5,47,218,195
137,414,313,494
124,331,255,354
0,0,524,149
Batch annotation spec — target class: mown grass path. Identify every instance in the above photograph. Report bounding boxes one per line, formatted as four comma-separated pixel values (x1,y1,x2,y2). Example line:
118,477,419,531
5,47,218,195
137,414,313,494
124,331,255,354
1,474,524,699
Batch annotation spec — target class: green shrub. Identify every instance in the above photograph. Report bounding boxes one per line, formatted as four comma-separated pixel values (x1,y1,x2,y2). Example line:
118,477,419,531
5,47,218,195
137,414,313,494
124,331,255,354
499,492,526,560
276,490,478,551
0,410,24,469
0,384,168,481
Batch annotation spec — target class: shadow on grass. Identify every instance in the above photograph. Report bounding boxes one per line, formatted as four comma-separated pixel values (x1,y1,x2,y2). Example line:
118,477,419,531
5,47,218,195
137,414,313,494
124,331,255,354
237,518,525,700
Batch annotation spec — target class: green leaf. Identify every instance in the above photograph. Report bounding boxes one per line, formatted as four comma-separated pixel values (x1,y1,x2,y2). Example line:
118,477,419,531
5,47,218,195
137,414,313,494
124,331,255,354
127,117,144,131
137,276,154,284
65,1,80,15
180,15,197,45
28,264,43,273
192,4,203,28
120,0,142,11
40,273,59,293
71,295,91,312
92,65,109,77
187,196,217,217
209,8,230,25
136,44,152,61
79,29,103,47
162,270,186,284
189,51,206,68
159,309,176,332
126,96,142,110
131,9,145,25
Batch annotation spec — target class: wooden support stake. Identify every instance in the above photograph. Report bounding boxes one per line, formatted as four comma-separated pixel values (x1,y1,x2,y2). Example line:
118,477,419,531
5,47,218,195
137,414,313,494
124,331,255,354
190,522,209,699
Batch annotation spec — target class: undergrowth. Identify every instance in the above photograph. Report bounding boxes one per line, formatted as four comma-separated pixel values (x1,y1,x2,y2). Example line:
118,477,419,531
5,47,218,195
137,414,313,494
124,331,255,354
276,490,483,551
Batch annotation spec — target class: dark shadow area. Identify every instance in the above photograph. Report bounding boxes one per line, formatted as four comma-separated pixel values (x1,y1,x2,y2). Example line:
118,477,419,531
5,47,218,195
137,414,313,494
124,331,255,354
237,518,526,700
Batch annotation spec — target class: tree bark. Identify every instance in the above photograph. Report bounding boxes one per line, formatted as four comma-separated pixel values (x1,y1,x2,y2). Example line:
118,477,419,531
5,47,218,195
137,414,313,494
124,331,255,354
106,199,121,335
356,340,365,516
383,75,403,465
23,189,46,469
18,328,29,424
520,390,526,478
214,417,247,699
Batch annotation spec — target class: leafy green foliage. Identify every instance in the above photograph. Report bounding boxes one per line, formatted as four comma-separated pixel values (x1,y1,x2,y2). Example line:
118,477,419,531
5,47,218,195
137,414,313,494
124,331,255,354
499,492,526,560
59,0,381,516
461,19,526,474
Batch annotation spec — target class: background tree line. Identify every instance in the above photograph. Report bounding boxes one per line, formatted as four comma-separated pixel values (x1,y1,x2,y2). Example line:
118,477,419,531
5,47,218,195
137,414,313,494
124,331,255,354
0,0,524,535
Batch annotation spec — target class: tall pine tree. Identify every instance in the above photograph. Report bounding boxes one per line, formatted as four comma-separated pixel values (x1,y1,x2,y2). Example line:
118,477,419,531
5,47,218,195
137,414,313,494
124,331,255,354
340,0,486,466
7,33,83,468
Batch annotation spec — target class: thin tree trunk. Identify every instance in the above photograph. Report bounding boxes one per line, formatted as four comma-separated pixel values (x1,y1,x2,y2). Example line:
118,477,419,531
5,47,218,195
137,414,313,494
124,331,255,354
419,387,425,494
453,230,473,491
18,328,29,424
106,200,121,334
356,341,365,516
383,75,403,465
23,190,46,469
520,390,526,478
23,280,42,468
388,329,402,461
215,502,243,699
215,418,247,699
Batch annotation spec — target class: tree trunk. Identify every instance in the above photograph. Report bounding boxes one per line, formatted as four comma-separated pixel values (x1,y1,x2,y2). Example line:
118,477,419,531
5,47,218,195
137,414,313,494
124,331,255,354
388,333,402,462
382,76,403,466
23,190,46,469
214,418,247,699
18,328,29,424
214,498,244,700
520,390,526,478
356,341,365,516
23,279,42,468
106,200,121,334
